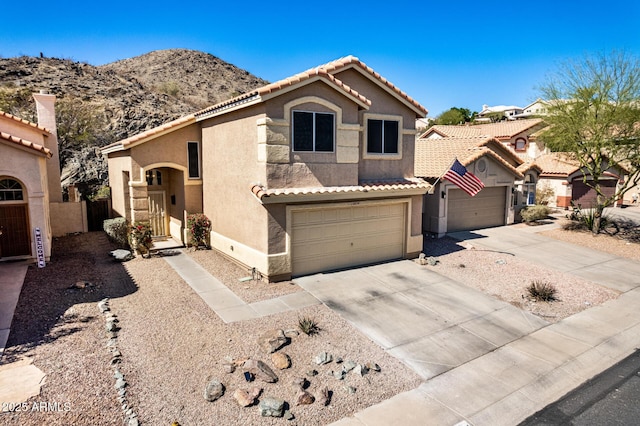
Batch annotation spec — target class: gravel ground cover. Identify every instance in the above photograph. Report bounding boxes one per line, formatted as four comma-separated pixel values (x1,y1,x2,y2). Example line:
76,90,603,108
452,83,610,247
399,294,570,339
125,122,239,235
1,221,636,425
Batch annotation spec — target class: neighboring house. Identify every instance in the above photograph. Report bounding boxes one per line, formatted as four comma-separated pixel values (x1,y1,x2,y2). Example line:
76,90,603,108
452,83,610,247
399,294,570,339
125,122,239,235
420,118,548,160
415,136,526,235
103,56,430,280
535,152,625,208
476,104,524,122
513,99,549,119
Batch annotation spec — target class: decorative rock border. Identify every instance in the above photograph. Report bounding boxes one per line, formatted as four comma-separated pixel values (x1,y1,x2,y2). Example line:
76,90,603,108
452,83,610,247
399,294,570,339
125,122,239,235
97,298,139,426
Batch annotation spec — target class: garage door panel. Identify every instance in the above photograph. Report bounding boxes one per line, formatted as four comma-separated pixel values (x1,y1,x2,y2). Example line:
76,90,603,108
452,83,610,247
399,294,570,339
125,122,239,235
448,187,506,232
291,203,405,276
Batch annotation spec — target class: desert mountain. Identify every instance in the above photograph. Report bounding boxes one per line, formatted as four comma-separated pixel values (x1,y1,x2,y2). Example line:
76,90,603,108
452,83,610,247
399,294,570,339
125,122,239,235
0,49,269,196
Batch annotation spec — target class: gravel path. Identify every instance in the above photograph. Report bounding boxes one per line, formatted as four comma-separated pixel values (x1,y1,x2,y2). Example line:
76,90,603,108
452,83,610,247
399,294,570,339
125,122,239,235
1,223,634,425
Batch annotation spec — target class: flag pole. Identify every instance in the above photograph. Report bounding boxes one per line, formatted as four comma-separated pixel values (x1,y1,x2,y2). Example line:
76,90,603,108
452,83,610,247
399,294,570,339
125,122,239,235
429,157,458,192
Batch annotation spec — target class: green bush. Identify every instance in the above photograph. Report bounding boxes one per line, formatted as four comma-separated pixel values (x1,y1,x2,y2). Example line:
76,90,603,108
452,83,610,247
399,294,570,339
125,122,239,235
128,222,154,256
521,205,551,223
187,213,211,248
103,217,128,247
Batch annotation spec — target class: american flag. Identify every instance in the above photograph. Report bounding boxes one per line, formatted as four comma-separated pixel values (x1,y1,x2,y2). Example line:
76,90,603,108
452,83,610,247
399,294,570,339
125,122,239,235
443,159,484,196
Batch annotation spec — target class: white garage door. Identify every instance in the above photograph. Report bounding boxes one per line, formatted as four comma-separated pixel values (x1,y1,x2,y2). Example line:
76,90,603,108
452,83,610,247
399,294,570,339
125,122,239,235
291,202,405,276
447,186,507,232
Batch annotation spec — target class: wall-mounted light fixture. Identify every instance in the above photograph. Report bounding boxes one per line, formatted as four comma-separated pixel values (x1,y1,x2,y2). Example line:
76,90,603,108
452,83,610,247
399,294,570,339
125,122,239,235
441,191,446,199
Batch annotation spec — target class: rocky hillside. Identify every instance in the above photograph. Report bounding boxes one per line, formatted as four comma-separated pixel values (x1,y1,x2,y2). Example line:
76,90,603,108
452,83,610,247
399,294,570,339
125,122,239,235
0,49,269,196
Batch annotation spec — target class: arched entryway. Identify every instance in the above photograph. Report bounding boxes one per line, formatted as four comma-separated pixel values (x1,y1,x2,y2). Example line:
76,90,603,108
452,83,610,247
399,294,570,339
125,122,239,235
0,177,31,258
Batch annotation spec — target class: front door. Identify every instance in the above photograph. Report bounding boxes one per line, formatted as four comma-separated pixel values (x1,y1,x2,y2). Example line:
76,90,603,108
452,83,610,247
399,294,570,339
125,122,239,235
147,191,166,237
0,204,31,258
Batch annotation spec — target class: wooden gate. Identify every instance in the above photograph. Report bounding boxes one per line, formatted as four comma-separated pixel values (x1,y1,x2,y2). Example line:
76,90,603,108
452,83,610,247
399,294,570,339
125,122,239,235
0,204,30,258
87,199,111,232
148,191,166,237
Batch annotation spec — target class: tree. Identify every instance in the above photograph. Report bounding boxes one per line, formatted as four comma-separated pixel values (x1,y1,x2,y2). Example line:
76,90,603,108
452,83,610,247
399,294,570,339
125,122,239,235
435,107,475,125
538,50,640,233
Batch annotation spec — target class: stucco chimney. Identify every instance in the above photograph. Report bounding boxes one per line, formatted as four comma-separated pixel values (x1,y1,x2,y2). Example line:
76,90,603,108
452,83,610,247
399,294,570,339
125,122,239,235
33,91,63,202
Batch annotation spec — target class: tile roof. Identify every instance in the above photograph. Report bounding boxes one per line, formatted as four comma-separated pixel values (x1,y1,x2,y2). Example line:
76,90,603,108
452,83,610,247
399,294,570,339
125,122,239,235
414,136,523,179
250,178,430,202
535,153,581,176
421,118,545,140
315,56,428,116
101,114,196,153
196,55,428,120
0,110,51,134
196,65,371,119
0,131,52,157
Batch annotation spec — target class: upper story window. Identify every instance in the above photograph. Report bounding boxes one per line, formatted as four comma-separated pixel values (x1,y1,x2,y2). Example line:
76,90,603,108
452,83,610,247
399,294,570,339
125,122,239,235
292,111,334,152
0,178,24,201
515,138,527,151
187,141,201,179
367,119,399,154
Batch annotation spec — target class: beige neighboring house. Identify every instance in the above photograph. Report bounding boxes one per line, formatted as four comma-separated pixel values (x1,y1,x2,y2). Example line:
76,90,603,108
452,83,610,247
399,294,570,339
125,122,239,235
420,118,548,160
0,93,86,262
415,136,526,236
535,152,626,209
103,56,430,280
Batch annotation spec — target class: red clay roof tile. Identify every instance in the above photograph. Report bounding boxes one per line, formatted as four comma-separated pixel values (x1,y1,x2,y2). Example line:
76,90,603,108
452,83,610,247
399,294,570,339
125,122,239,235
0,131,52,157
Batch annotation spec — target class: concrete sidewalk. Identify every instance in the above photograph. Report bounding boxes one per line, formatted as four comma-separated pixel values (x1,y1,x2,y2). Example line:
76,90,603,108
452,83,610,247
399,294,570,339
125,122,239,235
325,224,640,426
0,262,28,358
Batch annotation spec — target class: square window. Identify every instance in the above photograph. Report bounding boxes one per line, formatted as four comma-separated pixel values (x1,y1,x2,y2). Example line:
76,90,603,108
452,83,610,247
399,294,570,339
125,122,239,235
293,111,334,152
367,119,399,154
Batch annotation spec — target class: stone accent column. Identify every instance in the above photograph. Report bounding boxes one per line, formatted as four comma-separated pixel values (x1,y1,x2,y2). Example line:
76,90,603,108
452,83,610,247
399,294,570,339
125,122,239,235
257,118,290,164
129,183,149,223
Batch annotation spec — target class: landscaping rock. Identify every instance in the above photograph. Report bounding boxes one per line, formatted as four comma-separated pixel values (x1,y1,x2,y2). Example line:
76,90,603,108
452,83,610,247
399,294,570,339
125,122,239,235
317,386,331,406
258,396,285,417
233,389,255,407
284,329,299,338
314,351,333,365
271,352,291,370
366,362,381,372
257,329,288,353
111,249,133,261
353,364,369,376
292,377,308,390
295,390,315,405
244,359,278,383
204,379,225,402
342,360,357,373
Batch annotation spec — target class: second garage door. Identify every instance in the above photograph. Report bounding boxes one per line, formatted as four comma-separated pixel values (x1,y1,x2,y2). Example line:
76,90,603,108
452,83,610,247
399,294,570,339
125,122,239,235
291,202,405,276
447,186,507,232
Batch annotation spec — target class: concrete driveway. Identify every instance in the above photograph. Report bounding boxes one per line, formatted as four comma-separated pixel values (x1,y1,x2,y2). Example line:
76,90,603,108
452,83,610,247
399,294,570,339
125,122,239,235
294,259,548,380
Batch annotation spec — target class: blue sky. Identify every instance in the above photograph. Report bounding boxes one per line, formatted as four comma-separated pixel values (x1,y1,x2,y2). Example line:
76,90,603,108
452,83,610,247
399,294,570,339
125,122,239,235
2,1,639,116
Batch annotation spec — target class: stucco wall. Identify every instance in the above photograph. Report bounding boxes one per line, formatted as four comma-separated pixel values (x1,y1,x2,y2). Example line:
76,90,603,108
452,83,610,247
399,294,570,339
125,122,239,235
0,144,52,260
50,201,88,236
201,105,270,267
106,154,132,219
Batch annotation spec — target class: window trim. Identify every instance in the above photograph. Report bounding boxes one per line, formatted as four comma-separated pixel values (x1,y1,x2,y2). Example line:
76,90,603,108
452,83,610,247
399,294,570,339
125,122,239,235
187,141,201,179
0,178,25,203
363,114,403,160
291,110,336,153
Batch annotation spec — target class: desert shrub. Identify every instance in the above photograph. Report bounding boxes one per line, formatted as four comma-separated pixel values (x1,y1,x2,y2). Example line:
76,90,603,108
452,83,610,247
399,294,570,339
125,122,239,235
103,217,128,247
157,81,180,97
535,184,555,206
527,280,557,301
521,205,551,223
564,205,617,234
298,316,320,336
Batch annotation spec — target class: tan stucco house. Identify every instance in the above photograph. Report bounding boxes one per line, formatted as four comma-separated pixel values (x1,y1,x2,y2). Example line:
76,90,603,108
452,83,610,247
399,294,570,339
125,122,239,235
420,118,548,161
0,94,61,261
415,136,528,235
103,56,430,280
